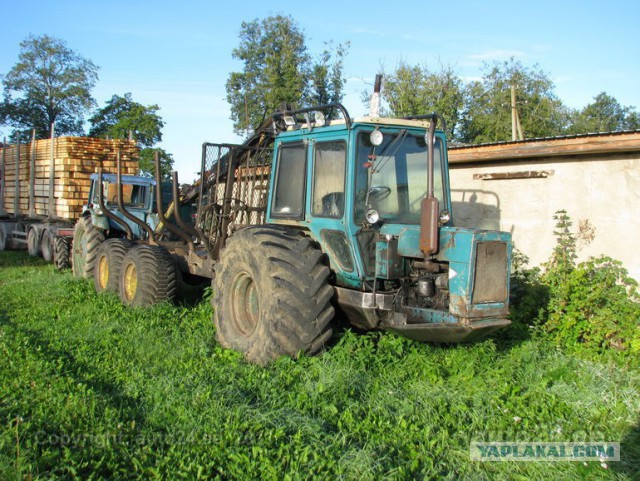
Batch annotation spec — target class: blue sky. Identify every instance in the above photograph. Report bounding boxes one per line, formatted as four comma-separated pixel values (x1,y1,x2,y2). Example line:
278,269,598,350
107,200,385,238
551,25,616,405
1,0,638,182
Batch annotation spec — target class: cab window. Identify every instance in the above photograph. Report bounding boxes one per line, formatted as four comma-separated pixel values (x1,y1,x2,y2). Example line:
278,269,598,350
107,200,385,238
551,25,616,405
271,142,306,219
312,141,346,218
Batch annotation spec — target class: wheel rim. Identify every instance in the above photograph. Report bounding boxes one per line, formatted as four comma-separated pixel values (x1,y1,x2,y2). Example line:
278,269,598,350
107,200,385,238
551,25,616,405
123,262,138,301
98,255,109,290
230,271,259,336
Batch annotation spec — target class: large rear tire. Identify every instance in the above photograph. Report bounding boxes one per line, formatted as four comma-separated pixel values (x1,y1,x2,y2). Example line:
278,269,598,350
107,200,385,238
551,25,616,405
213,226,334,365
54,237,71,270
94,239,132,293
72,216,105,278
119,244,177,307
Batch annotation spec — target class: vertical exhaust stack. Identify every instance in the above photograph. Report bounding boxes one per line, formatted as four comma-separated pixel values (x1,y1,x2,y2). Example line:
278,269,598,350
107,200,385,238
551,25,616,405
97,167,134,240
420,116,439,257
115,150,158,245
369,74,382,117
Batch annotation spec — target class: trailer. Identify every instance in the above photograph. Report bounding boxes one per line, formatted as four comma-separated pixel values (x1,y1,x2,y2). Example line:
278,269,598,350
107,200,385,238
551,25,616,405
0,135,151,270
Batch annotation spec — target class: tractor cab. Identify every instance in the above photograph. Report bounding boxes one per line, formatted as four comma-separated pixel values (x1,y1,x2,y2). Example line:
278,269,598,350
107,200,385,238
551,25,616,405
86,173,160,237
266,105,512,342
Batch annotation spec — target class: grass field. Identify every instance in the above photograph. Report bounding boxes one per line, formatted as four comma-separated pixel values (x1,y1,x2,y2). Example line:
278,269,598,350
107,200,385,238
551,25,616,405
0,251,638,480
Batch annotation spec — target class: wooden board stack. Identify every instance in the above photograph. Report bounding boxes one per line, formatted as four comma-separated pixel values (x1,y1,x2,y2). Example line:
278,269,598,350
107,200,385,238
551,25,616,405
0,137,139,221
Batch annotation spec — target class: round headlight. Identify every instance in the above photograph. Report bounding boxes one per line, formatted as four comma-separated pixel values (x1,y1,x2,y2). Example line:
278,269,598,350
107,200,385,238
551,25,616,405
366,208,380,224
370,129,383,146
314,111,326,127
439,209,451,225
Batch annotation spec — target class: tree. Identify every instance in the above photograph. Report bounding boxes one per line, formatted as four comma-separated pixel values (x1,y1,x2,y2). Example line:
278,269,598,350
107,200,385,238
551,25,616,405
567,92,640,134
89,93,173,179
226,15,349,136
308,41,350,119
138,148,174,180
378,61,465,140
460,58,569,143
0,34,99,139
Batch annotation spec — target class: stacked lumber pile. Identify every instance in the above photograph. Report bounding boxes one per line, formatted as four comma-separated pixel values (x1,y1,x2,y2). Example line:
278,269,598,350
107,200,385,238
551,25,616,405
0,137,139,221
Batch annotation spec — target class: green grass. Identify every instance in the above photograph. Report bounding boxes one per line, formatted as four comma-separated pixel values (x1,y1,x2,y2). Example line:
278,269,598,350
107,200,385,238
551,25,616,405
0,251,638,480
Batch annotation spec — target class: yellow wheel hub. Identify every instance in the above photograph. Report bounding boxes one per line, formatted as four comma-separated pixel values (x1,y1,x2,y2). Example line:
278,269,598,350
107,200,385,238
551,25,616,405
123,263,138,301
98,256,109,290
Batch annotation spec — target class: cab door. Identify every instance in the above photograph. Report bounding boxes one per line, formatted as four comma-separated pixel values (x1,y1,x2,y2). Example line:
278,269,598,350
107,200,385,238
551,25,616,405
305,137,361,287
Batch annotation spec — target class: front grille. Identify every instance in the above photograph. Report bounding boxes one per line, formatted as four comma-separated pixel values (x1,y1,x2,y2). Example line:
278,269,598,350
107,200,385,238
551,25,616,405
472,241,508,304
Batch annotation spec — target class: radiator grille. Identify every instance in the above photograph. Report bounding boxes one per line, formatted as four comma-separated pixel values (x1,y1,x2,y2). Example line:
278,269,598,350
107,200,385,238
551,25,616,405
472,241,508,304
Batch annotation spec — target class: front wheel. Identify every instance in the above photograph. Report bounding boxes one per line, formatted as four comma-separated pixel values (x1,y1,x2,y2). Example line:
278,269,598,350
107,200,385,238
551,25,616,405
72,216,105,278
213,226,334,365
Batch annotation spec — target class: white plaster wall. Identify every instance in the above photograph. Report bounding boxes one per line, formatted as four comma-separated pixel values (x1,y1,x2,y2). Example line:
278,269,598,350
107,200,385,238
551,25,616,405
449,154,640,281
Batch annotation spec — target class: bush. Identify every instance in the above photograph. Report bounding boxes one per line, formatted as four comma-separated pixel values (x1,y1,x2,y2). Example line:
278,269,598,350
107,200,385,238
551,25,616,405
536,210,640,364
505,248,549,339
542,256,640,362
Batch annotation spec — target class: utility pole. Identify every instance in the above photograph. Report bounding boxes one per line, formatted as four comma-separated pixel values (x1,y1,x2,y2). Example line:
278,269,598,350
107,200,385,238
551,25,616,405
511,85,524,141
369,74,382,117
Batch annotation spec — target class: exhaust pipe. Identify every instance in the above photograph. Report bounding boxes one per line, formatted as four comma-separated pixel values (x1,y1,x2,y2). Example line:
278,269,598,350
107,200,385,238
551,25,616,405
420,116,439,257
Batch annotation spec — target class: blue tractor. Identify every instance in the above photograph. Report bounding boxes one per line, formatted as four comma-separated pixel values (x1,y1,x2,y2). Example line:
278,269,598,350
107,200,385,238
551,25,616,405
71,170,178,297
125,103,512,364
207,104,512,363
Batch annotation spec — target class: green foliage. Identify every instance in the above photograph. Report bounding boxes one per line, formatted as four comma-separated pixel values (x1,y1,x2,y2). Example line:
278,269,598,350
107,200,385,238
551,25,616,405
542,256,640,362
542,209,578,289
0,34,99,139
226,15,349,137
89,93,164,147
0,251,639,480
378,61,464,140
89,93,173,178
138,147,174,180
461,58,568,143
567,92,640,134
308,41,350,117
505,247,548,338
532,211,640,364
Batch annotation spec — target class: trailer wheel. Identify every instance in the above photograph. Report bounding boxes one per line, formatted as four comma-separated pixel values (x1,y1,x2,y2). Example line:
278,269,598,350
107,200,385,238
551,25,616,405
0,224,6,251
54,237,71,270
94,239,132,293
27,227,41,257
72,216,105,278
213,226,334,365
119,244,177,307
41,229,56,262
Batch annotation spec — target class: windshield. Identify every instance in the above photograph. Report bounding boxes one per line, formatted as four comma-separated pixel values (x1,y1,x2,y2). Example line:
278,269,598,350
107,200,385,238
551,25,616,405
354,130,446,224
93,182,149,209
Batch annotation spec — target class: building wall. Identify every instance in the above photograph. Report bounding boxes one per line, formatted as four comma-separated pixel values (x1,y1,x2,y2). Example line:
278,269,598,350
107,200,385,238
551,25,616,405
449,152,640,281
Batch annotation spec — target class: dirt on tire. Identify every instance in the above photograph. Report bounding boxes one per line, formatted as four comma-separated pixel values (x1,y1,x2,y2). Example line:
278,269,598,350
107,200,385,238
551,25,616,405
213,225,334,365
